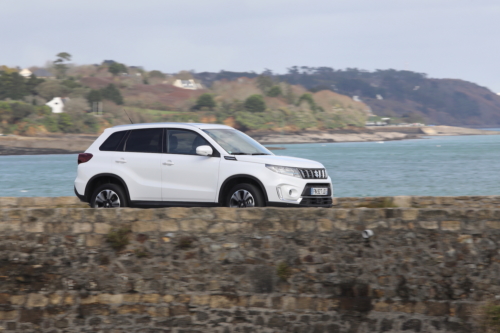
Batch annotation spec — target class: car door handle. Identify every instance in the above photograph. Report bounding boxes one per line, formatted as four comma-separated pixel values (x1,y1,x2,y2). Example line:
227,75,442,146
163,160,174,166
115,159,127,164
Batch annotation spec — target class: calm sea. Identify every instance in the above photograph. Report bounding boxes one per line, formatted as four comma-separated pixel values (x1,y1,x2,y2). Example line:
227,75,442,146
1,131,499,198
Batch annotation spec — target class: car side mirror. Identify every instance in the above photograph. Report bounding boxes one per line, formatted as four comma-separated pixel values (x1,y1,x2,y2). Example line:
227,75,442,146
196,145,213,156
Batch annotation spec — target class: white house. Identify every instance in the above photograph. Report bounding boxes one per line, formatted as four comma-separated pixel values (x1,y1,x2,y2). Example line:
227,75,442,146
19,69,32,78
173,79,203,90
46,97,67,113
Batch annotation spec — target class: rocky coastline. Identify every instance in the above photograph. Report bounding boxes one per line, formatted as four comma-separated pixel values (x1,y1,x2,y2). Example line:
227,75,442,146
0,126,498,156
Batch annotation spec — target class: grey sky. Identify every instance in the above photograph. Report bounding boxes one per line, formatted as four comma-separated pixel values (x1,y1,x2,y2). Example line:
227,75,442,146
2,0,499,91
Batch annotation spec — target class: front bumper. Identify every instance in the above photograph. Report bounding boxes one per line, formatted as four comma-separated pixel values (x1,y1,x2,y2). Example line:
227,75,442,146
266,180,333,208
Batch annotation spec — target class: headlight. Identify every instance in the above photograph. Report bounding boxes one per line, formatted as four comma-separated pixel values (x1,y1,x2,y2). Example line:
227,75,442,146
265,164,302,178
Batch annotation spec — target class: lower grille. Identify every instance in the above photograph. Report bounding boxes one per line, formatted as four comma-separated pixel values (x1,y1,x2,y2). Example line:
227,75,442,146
300,197,333,206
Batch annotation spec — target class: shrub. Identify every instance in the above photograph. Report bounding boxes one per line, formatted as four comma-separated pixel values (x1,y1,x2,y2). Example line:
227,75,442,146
479,303,500,332
106,228,131,251
267,86,282,97
277,262,292,281
194,93,216,110
244,94,266,113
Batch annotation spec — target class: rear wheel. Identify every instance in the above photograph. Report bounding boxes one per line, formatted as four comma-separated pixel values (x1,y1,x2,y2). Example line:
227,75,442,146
90,183,127,208
226,183,264,208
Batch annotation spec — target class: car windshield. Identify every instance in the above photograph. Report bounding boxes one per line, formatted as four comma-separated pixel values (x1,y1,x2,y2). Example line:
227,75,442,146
203,129,272,155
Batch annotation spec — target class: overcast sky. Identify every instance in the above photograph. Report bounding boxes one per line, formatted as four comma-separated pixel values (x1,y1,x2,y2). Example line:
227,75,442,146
1,0,499,91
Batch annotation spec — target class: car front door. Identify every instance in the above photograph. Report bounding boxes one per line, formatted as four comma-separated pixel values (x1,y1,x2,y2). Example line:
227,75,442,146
113,128,163,201
161,129,220,202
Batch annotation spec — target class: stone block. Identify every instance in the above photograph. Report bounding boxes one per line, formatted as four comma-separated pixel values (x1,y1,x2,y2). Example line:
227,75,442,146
11,295,26,305
0,310,18,320
486,221,500,229
373,301,391,312
28,208,56,222
98,294,123,304
123,294,141,303
86,234,104,247
49,293,62,305
23,222,44,233
317,218,333,232
190,295,209,305
249,295,268,308
180,219,208,232
0,221,21,232
209,295,235,309
238,209,264,220
418,221,439,229
401,209,419,221
208,223,226,233
26,293,48,307
426,302,450,316
441,221,461,231
171,304,190,316
18,197,35,207
166,207,190,219
117,304,146,314
0,197,17,207
393,196,411,208
94,223,112,234
159,219,179,232
141,294,160,303
132,221,158,233
297,220,316,232
212,207,237,221
282,296,296,311
73,222,92,233
53,196,80,206
80,295,98,305
163,295,174,303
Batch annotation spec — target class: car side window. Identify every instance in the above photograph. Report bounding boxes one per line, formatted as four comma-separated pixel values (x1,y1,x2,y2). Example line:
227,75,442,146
167,129,209,155
124,128,162,153
99,131,128,151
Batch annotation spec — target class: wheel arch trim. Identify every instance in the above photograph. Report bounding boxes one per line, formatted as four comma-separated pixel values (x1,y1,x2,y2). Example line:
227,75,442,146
84,173,131,203
218,174,268,205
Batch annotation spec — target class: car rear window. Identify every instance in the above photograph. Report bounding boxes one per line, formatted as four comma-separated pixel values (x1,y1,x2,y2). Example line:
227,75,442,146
99,131,128,151
124,128,162,153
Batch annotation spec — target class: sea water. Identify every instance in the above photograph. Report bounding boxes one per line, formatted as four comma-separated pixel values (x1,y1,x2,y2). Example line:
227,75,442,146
0,133,499,198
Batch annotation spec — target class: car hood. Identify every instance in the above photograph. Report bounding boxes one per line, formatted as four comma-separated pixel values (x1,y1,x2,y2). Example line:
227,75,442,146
232,155,325,168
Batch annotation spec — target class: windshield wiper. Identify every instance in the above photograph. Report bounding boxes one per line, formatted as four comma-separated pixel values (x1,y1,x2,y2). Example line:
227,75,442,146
231,152,250,155
252,153,270,155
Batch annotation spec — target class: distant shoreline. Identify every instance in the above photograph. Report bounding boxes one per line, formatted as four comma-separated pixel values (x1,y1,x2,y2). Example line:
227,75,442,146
0,126,498,156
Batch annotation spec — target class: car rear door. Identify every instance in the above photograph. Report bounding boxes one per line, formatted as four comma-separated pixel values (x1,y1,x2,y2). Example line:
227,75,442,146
161,129,220,202
113,128,163,201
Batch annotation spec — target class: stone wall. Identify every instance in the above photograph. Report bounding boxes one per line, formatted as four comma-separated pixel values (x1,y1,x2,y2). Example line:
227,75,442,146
1,195,499,209
1,205,500,332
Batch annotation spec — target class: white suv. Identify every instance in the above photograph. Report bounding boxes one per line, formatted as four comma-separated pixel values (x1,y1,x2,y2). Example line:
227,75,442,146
74,123,333,208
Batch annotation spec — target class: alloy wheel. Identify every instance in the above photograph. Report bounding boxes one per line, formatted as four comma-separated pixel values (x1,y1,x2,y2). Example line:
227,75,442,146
229,189,255,208
94,189,121,208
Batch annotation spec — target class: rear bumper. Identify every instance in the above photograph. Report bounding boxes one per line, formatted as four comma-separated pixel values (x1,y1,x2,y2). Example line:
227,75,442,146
74,186,87,203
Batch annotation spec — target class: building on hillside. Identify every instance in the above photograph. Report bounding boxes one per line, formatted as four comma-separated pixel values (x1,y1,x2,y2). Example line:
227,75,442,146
173,79,203,90
45,97,68,113
19,69,32,78
32,69,54,78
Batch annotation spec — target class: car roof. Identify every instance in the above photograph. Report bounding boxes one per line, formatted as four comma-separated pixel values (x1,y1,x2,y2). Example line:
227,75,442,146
112,122,233,130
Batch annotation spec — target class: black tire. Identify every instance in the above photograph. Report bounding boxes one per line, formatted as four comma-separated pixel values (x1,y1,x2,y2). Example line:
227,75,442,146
90,183,128,208
226,183,264,208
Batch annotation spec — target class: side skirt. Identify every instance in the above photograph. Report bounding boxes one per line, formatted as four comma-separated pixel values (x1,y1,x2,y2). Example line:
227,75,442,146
129,201,220,208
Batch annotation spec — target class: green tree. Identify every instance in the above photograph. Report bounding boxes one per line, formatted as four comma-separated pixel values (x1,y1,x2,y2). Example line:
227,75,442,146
267,86,282,97
194,93,216,110
0,72,28,100
10,103,34,122
43,115,58,132
108,63,128,76
58,113,73,132
101,84,124,105
86,90,102,105
35,81,69,100
53,52,72,79
148,70,166,79
244,95,266,113
256,75,274,93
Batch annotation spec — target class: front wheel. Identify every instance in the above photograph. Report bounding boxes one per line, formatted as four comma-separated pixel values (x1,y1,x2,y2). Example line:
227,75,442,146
226,183,264,208
90,184,127,208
